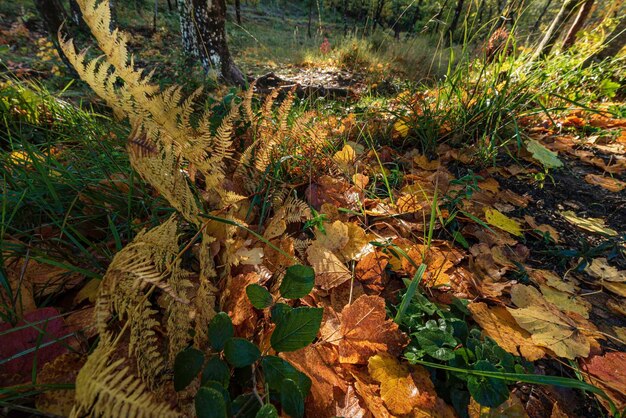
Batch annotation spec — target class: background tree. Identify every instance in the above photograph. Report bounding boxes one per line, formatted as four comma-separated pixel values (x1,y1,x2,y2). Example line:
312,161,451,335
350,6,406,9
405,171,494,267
583,14,626,66
562,0,595,50
177,0,245,86
33,0,77,75
532,0,578,59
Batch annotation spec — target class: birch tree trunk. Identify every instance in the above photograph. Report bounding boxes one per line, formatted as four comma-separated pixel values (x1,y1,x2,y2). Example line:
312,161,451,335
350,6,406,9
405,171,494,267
532,0,578,60
177,0,245,87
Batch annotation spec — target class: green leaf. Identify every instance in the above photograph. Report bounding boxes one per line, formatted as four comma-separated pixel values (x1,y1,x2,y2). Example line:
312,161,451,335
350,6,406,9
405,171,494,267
270,307,323,352
209,312,234,351
202,380,231,406
174,347,204,391
201,356,231,388
271,303,292,323
261,356,312,394
526,139,563,169
280,378,305,418
195,387,228,418
224,338,261,368
279,265,315,299
255,404,279,418
246,284,274,309
232,394,261,418
467,361,510,407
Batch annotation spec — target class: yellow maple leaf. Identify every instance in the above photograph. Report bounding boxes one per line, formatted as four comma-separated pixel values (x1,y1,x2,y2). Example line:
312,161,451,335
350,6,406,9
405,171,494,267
507,285,594,359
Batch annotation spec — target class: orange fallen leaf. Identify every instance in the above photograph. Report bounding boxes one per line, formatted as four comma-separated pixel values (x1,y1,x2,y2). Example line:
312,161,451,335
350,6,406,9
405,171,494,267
469,302,546,361
355,251,389,293
338,295,408,364
584,173,626,192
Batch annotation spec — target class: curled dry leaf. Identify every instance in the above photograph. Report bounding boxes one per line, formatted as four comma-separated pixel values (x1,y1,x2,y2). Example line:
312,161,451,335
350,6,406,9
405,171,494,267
468,302,546,361
507,284,595,359
338,295,408,364
307,243,351,290
584,173,626,192
560,211,618,236
584,257,626,297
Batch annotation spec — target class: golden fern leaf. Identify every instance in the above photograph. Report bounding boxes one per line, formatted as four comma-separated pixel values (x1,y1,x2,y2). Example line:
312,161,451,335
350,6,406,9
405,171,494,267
71,334,181,418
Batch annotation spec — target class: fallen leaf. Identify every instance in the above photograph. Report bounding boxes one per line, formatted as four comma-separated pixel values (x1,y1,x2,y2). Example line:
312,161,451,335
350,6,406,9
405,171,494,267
524,215,560,242
281,344,347,414
584,351,626,411
0,307,77,385
508,285,593,359
469,302,546,361
307,243,352,290
485,208,523,237
526,139,563,169
539,284,591,318
339,295,408,364
334,144,356,171
355,251,389,293
561,211,618,236
468,392,528,417
584,258,626,297
414,154,440,171
584,173,626,192
368,353,422,415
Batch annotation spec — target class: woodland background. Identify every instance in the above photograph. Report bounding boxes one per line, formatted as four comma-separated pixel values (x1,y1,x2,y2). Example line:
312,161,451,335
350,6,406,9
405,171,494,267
1,0,626,417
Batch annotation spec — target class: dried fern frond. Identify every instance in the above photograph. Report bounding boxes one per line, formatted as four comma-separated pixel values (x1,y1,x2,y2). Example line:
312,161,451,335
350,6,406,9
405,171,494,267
71,334,181,418
94,217,191,387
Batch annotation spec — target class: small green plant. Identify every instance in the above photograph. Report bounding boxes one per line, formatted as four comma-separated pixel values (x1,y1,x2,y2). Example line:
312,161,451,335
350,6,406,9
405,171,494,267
173,264,321,418
397,291,533,414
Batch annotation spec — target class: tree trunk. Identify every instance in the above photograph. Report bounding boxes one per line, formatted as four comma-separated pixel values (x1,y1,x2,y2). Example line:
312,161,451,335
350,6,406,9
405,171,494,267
307,0,313,38
531,0,554,34
447,0,465,37
532,0,578,60
235,0,241,25
342,0,348,35
431,0,450,34
33,0,77,76
583,15,626,66
178,0,245,87
562,0,595,50
68,0,87,30
476,0,486,25
373,0,386,31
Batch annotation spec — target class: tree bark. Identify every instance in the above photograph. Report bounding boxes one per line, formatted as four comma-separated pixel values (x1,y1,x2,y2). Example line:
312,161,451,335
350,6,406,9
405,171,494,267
531,0,554,34
447,0,465,37
532,0,578,60
33,0,78,76
342,0,348,35
373,0,386,31
583,15,626,66
562,0,595,50
307,0,313,38
235,0,241,25
177,0,245,87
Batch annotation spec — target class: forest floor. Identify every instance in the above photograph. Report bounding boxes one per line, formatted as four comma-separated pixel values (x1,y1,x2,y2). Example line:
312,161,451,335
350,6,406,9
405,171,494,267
1,1,626,418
